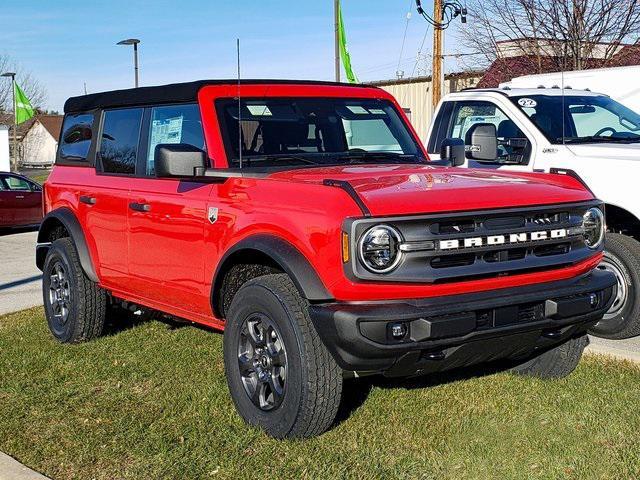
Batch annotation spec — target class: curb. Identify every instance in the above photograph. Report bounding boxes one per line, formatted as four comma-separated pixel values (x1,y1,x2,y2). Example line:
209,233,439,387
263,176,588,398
585,345,640,364
0,452,50,480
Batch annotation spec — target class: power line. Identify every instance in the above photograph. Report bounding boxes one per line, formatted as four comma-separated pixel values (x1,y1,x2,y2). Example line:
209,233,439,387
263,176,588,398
396,0,413,78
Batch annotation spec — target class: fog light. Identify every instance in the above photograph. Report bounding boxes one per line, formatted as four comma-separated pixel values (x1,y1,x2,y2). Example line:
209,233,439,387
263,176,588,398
390,322,408,340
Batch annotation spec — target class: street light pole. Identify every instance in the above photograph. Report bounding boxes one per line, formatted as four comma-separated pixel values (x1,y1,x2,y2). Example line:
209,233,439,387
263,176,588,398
117,38,141,88
1,72,18,172
334,0,340,82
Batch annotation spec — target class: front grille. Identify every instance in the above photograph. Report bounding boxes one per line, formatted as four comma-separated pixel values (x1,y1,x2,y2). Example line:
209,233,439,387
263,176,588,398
348,201,601,283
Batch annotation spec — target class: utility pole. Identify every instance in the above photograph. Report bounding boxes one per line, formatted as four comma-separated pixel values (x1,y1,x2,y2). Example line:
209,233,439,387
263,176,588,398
1,72,17,172
431,0,443,111
117,38,141,88
334,0,341,82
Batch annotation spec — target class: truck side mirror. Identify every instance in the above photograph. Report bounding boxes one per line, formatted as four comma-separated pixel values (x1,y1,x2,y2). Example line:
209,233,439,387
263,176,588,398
466,123,498,161
155,144,207,178
440,138,466,167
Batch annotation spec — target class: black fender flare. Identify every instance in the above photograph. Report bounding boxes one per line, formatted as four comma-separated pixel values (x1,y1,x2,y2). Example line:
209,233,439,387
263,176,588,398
212,234,333,314
36,208,99,283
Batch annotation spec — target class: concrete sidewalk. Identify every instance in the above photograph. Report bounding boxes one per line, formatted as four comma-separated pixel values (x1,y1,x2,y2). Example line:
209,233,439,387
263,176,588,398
0,230,42,315
587,336,640,364
0,453,49,480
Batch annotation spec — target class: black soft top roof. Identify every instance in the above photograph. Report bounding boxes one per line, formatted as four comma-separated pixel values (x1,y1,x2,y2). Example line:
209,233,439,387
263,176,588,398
64,79,378,113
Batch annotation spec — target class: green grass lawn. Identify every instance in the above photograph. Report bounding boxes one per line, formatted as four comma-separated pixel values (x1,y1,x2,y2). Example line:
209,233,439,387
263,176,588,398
1,307,639,480
20,169,51,185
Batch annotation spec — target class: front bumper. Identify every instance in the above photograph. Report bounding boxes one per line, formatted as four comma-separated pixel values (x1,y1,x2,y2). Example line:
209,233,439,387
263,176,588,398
309,269,616,377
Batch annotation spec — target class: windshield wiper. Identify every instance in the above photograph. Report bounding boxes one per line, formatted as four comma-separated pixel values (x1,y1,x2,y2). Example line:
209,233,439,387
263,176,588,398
340,151,424,164
241,154,321,166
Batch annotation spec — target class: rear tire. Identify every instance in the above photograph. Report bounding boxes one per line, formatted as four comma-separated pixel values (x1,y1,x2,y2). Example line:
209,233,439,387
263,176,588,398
42,238,107,343
510,334,588,379
223,273,342,439
589,233,640,339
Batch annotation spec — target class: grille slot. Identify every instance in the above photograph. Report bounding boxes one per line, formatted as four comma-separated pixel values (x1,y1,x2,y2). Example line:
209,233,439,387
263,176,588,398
431,253,476,269
483,248,527,263
534,242,571,257
430,220,476,235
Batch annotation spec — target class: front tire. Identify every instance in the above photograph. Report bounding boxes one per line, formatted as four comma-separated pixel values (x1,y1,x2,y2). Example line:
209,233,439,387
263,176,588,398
223,273,342,439
510,334,588,379
589,233,640,339
42,237,107,343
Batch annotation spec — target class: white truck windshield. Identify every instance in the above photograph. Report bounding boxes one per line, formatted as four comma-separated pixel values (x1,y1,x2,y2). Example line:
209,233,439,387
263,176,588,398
511,95,640,144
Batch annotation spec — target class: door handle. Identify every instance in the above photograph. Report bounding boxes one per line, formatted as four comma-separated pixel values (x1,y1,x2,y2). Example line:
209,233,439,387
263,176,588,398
15,195,25,199
79,195,97,205
129,202,151,212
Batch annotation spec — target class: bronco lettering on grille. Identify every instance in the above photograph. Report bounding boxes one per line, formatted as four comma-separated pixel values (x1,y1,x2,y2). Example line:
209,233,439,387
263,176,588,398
438,228,567,251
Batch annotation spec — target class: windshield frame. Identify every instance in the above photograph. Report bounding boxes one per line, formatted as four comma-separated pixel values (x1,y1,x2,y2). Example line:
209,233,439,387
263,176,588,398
214,96,426,169
509,93,640,145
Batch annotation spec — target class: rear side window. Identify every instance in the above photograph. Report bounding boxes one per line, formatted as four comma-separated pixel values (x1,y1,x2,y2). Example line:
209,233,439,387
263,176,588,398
146,104,205,175
99,108,143,175
59,113,94,163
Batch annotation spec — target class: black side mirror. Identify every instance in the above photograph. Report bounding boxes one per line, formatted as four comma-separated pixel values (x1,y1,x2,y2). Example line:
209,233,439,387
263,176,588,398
155,144,207,178
440,138,466,167
466,123,498,161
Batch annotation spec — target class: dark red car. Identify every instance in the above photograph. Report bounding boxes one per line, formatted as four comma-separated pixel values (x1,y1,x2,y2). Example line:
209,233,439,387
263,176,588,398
36,80,616,438
0,172,43,228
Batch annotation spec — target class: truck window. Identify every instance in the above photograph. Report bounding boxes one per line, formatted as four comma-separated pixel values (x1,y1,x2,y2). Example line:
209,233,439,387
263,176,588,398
448,101,530,164
146,104,206,175
58,113,94,163
99,108,143,175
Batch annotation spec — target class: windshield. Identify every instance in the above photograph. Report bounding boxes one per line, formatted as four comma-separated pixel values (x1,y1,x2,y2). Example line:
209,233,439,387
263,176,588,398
216,98,424,168
510,94,640,144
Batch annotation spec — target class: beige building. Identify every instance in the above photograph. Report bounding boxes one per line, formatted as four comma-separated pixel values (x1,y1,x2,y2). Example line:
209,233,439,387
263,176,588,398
369,71,482,141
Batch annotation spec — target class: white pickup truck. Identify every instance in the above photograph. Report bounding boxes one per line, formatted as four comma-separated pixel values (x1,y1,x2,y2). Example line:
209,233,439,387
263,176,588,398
427,87,640,339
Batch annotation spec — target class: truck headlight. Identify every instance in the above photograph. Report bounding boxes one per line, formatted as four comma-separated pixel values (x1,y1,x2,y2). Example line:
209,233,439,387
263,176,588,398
582,207,604,249
358,225,402,273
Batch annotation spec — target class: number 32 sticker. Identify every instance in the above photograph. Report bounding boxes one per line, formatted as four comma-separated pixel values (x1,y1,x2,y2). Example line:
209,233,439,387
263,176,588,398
518,98,537,108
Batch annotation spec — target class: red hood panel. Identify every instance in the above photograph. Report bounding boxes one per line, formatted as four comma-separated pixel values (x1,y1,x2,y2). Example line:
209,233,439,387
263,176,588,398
269,165,593,216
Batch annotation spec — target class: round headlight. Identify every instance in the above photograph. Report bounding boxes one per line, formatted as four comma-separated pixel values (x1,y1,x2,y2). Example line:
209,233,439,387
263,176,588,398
358,225,403,273
582,207,605,249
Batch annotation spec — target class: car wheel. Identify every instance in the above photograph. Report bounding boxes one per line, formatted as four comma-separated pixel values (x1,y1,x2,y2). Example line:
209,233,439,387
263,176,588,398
589,233,640,339
223,273,342,439
510,334,587,379
42,237,107,343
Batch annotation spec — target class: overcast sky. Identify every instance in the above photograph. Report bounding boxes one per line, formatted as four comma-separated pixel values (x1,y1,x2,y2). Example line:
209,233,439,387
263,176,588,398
0,0,464,112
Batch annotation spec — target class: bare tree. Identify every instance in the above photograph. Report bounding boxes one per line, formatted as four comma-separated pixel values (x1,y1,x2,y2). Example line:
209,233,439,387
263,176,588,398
457,0,640,73
0,55,47,113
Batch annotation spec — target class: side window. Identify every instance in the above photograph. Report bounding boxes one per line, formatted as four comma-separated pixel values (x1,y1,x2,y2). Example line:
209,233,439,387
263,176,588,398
58,113,94,163
146,104,205,175
99,108,143,175
449,101,530,164
4,176,31,191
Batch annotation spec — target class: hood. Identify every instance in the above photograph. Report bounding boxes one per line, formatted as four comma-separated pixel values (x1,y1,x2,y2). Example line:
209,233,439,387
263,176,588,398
566,143,640,162
268,165,593,216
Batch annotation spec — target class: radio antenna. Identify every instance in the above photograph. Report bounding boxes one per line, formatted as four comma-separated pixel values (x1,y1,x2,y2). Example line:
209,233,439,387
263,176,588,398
237,38,243,169
561,65,566,145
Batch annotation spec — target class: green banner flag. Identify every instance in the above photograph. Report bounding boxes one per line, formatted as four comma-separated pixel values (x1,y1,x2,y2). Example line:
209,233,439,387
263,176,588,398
337,0,358,84
14,82,35,124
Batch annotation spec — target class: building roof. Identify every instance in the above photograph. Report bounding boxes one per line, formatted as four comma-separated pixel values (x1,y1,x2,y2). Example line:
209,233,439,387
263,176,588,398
478,44,640,88
367,71,483,87
0,114,63,140
35,115,64,139
64,79,378,113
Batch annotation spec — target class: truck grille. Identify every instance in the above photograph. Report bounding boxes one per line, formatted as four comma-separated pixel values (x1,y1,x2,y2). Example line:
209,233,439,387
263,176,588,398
348,201,600,283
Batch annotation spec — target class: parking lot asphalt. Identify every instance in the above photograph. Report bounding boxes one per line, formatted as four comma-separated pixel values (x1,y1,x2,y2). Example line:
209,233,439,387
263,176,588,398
0,230,639,362
0,230,42,315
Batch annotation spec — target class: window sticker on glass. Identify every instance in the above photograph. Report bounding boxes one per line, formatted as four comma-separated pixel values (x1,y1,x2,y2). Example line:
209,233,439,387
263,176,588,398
518,98,537,108
346,106,369,114
150,116,184,151
367,108,386,115
247,104,272,116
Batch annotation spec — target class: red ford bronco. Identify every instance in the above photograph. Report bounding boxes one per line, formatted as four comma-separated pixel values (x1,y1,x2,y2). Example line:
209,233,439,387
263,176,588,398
37,80,615,438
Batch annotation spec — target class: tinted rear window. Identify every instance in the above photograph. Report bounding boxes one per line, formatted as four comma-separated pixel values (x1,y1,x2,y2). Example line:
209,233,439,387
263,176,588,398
58,113,94,163
99,108,143,175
